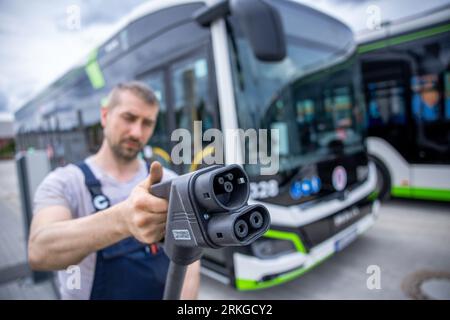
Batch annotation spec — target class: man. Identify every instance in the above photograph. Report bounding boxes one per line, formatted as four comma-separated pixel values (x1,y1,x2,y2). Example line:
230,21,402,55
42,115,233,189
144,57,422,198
28,81,200,300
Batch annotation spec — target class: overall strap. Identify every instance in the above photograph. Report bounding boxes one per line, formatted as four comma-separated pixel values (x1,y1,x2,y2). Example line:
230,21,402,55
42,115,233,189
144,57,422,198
74,161,167,300
76,161,111,212
145,160,150,174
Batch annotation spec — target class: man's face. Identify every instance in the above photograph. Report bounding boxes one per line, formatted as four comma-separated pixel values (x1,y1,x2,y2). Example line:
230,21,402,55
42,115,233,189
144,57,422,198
102,90,158,162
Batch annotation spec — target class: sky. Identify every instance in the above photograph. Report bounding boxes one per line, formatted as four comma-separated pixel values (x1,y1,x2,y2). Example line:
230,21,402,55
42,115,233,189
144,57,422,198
0,0,449,114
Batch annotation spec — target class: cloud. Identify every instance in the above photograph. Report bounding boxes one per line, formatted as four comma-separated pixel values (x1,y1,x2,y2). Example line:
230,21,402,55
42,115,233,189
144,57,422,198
1,0,449,114
0,0,147,113
0,91,9,112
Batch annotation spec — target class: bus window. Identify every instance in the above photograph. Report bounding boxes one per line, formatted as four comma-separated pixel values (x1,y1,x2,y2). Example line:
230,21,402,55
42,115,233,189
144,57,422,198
171,54,214,172
366,80,406,126
171,57,212,130
142,72,166,109
411,72,450,157
295,98,316,155
326,86,353,128
139,71,172,167
296,99,314,124
411,74,441,122
85,122,103,154
445,71,450,120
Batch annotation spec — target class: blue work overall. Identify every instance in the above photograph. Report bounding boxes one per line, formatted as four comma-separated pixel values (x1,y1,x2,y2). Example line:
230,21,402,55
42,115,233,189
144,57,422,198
76,161,169,300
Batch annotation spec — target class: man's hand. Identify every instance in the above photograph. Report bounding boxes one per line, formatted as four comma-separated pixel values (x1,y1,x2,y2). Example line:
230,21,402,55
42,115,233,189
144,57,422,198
120,161,168,244
28,161,169,270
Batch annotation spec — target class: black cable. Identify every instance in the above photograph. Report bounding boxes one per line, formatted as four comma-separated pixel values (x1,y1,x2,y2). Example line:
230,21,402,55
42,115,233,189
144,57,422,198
163,261,187,300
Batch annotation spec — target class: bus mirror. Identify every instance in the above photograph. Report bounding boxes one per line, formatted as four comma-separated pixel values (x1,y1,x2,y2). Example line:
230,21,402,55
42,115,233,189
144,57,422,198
230,0,286,62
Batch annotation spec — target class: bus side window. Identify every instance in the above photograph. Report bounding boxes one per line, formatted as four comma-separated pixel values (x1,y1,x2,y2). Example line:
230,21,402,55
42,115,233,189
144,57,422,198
445,71,450,120
140,71,172,167
366,80,406,126
411,74,441,122
171,55,214,173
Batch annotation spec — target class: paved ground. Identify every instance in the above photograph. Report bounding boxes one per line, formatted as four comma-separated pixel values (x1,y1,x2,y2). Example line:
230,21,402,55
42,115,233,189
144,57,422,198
0,160,57,299
199,199,450,299
0,160,449,300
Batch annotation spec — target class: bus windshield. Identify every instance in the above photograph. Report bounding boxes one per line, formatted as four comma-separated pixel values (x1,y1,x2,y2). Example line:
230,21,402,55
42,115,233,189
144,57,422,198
227,0,366,177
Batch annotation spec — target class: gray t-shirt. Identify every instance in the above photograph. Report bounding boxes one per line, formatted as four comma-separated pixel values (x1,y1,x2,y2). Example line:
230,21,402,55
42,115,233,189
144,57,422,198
33,156,177,300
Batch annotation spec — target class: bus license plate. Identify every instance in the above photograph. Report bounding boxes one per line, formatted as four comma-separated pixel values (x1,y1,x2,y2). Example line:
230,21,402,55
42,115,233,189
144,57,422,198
334,229,357,252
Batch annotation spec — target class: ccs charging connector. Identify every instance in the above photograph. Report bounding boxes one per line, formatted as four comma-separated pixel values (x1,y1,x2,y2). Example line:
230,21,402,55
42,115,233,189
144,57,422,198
150,164,270,299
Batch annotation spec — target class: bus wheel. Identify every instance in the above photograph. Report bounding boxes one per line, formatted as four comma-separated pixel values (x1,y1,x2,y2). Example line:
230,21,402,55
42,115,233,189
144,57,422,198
369,155,391,201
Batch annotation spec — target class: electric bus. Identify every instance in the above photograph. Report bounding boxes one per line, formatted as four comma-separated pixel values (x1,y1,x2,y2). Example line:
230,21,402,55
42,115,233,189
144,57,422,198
357,5,450,202
14,0,378,291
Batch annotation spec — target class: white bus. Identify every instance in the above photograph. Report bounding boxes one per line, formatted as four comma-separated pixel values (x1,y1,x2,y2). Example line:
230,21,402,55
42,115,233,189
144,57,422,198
358,5,450,202
15,0,379,290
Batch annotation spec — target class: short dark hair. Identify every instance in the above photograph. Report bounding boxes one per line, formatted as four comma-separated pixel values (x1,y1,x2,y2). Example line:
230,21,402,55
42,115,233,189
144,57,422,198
104,81,159,109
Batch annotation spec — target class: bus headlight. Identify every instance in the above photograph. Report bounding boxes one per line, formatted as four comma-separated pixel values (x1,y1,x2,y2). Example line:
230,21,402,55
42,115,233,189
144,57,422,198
251,238,296,258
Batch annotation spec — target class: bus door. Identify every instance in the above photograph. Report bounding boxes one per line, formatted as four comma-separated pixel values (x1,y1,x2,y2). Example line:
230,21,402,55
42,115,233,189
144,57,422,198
362,59,415,192
409,70,450,197
139,69,173,169
407,34,450,197
140,46,219,174
168,47,220,174
410,72,450,165
362,60,414,162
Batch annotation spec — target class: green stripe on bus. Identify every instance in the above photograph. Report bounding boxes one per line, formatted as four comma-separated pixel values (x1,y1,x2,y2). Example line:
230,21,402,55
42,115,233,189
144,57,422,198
391,186,450,201
391,186,412,198
85,50,105,89
264,229,307,253
358,23,450,54
368,190,379,201
236,253,332,291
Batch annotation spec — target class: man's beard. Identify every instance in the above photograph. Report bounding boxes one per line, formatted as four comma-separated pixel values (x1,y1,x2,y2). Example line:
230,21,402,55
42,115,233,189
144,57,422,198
108,136,143,162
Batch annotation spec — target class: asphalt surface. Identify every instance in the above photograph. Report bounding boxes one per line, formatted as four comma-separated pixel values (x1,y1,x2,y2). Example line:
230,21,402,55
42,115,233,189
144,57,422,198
0,160,449,299
199,199,450,299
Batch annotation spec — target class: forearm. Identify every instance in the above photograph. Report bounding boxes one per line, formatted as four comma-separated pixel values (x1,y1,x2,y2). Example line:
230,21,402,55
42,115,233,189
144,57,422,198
29,202,129,270
180,260,201,300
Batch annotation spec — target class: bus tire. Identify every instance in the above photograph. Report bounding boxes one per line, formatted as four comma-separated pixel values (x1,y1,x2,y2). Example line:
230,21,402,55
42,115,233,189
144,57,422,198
369,155,391,201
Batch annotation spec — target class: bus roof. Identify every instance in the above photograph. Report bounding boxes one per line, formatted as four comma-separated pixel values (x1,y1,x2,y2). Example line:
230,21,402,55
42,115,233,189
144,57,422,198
15,0,353,120
90,0,209,61
15,0,208,118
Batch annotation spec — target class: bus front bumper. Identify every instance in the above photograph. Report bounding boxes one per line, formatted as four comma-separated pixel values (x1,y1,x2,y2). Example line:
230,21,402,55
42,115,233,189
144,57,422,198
233,199,380,291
